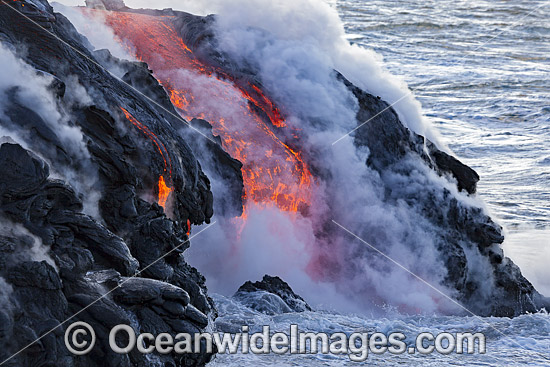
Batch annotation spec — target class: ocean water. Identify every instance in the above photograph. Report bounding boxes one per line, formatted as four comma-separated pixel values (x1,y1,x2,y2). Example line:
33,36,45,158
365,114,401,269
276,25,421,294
210,294,550,366
209,1,550,366
334,0,550,295
337,0,550,230
337,0,550,296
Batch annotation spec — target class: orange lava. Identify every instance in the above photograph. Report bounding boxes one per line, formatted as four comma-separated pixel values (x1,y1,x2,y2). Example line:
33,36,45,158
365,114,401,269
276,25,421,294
158,175,173,209
120,106,173,209
92,10,313,214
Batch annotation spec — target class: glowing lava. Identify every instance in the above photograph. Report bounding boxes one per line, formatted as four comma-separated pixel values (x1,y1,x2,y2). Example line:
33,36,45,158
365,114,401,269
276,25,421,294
91,10,314,214
158,175,172,209
120,106,173,209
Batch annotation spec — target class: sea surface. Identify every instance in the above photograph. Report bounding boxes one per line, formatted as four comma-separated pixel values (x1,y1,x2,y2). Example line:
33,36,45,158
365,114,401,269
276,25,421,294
337,0,550,296
338,0,550,230
210,1,550,366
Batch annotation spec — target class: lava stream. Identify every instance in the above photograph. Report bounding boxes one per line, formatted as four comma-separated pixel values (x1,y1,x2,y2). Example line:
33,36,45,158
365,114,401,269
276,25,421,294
158,175,172,209
92,10,314,214
120,106,173,209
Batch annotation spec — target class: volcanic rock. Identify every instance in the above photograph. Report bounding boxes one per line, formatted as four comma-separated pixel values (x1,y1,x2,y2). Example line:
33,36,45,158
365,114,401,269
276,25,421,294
234,275,312,315
341,74,480,195
0,143,49,198
0,1,237,365
0,6,546,367
342,73,547,316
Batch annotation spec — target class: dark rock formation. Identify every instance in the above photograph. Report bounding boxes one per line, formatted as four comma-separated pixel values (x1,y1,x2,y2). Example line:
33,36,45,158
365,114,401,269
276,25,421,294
0,141,213,366
0,1,245,366
341,74,547,316
234,275,312,315
341,75,480,195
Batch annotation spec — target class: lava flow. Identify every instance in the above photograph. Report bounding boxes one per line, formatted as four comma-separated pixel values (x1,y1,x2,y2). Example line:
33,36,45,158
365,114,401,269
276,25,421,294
91,10,314,215
158,175,172,209
120,106,173,209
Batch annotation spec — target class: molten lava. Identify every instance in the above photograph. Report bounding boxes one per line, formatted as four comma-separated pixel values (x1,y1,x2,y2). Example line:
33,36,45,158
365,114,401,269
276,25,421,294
90,10,314,214
120,106,173,209
158,175,172,209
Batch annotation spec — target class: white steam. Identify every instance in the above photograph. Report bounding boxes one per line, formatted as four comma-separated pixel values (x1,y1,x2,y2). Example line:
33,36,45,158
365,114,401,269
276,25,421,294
64,74,94,107
0,220,58,270
53,0,439,142
210,0,440,143
0,44,84,153
53,0,213,14
52,2,136,62
178,0,465,314
55,0,491,314
0,277,13,310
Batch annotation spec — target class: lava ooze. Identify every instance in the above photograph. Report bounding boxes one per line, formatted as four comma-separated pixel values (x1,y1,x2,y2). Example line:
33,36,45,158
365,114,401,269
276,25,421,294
94,10,315,215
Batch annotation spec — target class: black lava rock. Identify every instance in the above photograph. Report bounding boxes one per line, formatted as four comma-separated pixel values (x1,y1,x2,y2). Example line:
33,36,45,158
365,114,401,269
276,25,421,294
234,275,312,315
0,1,238,365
